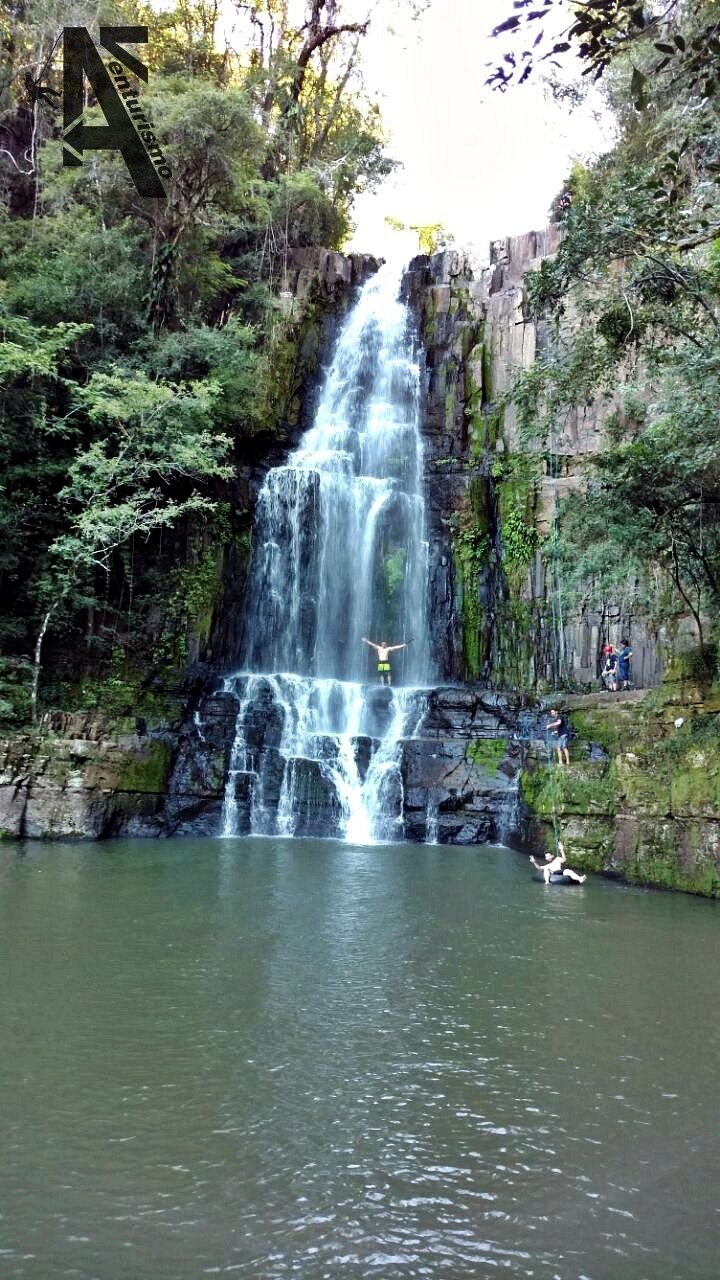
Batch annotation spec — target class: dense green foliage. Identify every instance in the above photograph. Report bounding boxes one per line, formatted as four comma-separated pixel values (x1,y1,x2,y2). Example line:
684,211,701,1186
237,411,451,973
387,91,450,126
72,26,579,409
0,0,393,721
504,0,720,661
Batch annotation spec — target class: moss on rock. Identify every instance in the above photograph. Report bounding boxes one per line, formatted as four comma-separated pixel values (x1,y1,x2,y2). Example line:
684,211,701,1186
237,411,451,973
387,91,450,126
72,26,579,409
113,741,174,794
520,676,720,895
466,738,506,770
451,477,491,681
521,760,616,817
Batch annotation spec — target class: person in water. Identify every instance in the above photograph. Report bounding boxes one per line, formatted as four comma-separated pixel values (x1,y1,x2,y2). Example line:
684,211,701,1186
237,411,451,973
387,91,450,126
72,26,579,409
362,637,408,686
547,707,571,766
529,842,586,884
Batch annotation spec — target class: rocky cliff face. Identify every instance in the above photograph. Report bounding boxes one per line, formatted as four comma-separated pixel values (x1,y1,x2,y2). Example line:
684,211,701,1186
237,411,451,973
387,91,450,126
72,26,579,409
0,688,528,846
518,656,720,896
407,235,683,691
0,713,174,840
5,670,718,900
0,249,378,842
4,238,717,901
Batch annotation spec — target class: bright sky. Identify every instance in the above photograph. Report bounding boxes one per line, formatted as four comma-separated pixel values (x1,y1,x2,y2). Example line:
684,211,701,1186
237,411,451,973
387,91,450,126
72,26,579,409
346,0,616,261
162,0,615,262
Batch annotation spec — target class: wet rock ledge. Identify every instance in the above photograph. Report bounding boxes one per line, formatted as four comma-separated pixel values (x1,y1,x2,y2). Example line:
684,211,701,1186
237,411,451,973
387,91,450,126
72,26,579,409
0,688,532,845
3,666,718,900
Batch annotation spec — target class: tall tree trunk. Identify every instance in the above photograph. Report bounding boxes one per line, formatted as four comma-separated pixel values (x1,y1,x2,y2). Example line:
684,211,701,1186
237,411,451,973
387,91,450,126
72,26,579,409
287,2,368,112
31,602,57,725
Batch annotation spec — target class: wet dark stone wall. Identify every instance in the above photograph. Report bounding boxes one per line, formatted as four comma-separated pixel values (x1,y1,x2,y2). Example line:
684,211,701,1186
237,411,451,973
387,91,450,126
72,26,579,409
160,684,535,847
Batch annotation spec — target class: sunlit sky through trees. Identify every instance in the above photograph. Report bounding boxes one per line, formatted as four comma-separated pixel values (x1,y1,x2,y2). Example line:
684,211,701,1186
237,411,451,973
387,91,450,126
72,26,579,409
347,0,616,260
154,0,616,261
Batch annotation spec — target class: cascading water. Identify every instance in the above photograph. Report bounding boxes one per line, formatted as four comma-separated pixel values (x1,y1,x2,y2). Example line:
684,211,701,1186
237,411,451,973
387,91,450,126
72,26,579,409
221,261,432,842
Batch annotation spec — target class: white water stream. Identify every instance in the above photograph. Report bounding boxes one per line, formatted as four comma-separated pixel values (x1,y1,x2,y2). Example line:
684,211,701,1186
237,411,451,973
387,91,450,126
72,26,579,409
220,262,432,841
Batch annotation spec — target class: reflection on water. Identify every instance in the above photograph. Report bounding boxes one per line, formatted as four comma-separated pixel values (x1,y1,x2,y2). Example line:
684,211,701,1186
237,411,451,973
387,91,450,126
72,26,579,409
1,839,719,1279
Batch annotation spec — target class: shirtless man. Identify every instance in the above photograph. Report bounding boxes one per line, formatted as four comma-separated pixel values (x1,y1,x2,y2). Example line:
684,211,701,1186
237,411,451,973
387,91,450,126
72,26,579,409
362,637,408,686
529,842,587,884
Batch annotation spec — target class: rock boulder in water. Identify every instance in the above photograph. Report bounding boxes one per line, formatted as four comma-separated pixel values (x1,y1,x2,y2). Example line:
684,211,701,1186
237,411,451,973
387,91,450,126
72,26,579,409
351,735,376,782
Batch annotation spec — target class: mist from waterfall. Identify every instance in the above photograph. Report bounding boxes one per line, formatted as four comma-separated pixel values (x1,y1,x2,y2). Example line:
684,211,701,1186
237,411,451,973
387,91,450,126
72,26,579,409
221,261,432,841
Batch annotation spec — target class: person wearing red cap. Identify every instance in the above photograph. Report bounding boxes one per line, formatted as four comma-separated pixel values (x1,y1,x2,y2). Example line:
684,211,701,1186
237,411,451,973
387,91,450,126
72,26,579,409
601,644,618,692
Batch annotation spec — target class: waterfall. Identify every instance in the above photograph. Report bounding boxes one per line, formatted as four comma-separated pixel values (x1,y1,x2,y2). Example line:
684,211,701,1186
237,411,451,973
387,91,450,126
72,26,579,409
495,782,520,848
220,261,432,842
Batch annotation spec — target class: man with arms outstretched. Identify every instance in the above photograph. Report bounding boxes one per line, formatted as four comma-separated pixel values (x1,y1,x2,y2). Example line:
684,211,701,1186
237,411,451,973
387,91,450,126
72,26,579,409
362,637,408,686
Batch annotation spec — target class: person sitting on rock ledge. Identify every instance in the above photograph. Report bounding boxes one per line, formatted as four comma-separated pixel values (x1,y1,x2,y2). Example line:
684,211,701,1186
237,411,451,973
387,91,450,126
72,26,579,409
530,842,586,884
362,636,408,686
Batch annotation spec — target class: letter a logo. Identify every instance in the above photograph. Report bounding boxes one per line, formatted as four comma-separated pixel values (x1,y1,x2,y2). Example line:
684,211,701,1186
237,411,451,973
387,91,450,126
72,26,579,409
62,27,166,198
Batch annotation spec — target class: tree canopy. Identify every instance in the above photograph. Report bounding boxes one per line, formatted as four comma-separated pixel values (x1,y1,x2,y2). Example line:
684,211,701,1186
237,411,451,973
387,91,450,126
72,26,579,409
502,1,720,654
0,0,394,721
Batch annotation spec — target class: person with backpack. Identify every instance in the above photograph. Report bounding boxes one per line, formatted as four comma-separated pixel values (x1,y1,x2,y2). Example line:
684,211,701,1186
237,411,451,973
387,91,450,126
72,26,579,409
547,707,571,766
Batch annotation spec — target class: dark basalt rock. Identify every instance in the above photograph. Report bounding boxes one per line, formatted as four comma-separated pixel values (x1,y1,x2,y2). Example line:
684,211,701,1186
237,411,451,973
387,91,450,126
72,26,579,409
311,734,343,764
157,674,536,845
287,758,344,838
162,689,239,835
445,819,491,845
198,691,238,723
363,685,395,737
239,682,286,755
250,747,287,833
416,687,526,739
397,718,524,846
165,795,224,837
351,735,377,782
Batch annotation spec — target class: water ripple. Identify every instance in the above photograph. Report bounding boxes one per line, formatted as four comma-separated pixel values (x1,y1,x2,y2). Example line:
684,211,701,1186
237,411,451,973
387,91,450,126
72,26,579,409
1,839,719,1278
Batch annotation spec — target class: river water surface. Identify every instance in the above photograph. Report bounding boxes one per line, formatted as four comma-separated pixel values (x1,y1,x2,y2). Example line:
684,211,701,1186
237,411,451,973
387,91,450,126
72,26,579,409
1,839,718,1280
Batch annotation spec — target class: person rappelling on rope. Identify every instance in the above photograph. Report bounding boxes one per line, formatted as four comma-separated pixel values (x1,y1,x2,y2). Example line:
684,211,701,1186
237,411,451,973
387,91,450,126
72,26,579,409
362,637,409,686
529,842,586,884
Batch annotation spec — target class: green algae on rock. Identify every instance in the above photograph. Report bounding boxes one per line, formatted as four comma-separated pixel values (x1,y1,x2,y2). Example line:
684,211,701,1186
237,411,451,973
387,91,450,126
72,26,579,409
519,673,720,896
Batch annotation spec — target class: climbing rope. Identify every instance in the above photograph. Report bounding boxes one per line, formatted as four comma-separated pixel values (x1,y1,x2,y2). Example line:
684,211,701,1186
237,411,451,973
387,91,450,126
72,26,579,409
545,732,562,855
547,426,559,688
546,411,569,689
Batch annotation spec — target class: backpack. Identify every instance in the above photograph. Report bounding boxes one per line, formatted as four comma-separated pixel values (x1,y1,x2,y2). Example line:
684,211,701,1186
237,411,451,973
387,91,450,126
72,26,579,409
557,714,574,740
